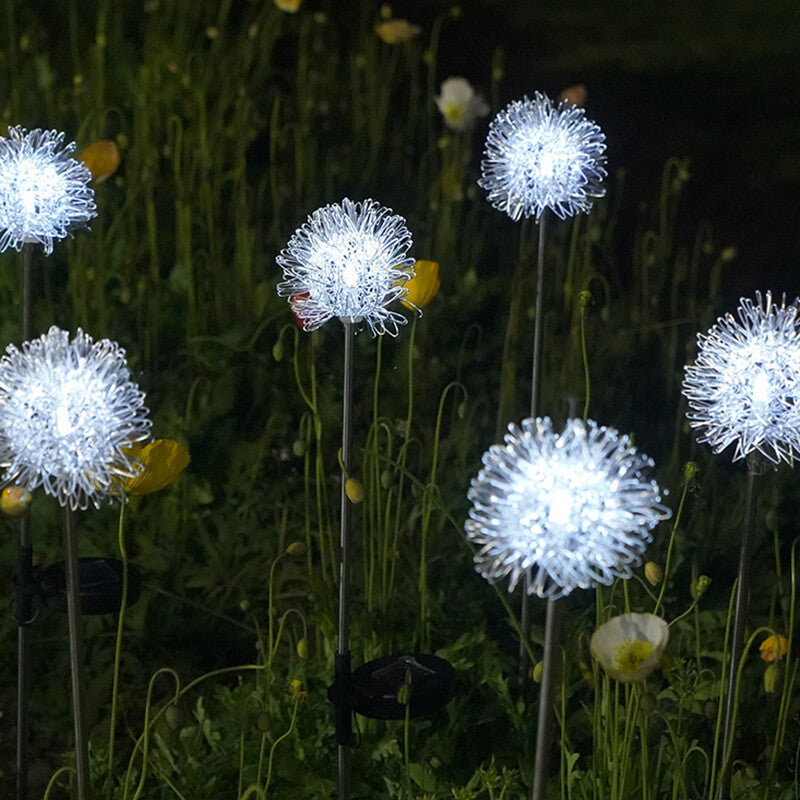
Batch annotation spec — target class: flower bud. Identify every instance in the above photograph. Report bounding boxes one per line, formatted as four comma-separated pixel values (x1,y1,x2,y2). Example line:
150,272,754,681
272,340,284,362
296,638,309,660
759,634,788,663
531,661,543,683
292,439,306,457
764,663,781,694
397,684,411,705
1,486,32,517
256,711,271,732
683,461,698,484
286,541,307,557
644,562,662,586
345,477,365,504
692,574,711,598
164,704,180,730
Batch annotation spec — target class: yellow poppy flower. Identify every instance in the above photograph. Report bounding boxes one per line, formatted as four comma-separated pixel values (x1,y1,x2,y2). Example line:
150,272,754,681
123,439,190,496
374,19,421,44
759,634,789,663
80,140,120,183
402,259,440,310
274,0,302,12
590,613,669,683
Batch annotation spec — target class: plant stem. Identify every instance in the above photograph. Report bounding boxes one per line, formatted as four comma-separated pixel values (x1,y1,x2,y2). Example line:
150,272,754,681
653,480,690,617
107,503,128,797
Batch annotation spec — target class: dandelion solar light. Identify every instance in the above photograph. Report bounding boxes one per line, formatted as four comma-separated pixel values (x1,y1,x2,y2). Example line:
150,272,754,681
465,417,670,599
0,326,151,511
479,92,607,221
0,126,96,255
683,291,800,466
276,197,415,336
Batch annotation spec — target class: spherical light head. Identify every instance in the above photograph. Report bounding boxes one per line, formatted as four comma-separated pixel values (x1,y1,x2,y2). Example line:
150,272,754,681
465,417,670,599
0,127,97,255
0,327,151,510
276,198,414,336
683,291,800,466
478,92,607,221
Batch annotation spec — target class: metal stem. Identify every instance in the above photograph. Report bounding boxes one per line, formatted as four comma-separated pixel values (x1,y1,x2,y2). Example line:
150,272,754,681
530,596,562,800
530,212,546,421
336,319,355,799
718,458,759,800
22,241,32,341
519,212,547,686
63,508,90,800
16,241,34,800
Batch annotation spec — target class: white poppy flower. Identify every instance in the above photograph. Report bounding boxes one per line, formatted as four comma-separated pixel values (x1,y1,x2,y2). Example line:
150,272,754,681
590,613,669,683
435,77,489,132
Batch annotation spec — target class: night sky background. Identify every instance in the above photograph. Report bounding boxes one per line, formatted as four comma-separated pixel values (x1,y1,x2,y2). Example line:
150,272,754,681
396,0,800,304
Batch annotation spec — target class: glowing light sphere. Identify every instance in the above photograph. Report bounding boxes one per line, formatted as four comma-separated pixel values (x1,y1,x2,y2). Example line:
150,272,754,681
0,327,151,510
683,291,800,465
0,126,96,255
478,92,607,221
465,417,670,599
276,198,414,336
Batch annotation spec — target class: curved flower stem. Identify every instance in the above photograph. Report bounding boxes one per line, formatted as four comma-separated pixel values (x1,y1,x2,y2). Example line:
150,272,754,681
653,480,690,617
263,698,300,798
123,664,264,799
107,502,128,797
419,381,465,649
43,767,75,800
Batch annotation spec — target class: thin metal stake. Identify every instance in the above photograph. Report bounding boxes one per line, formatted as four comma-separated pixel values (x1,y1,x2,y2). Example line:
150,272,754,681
718,457,760,800
531,597,563,800
16,241,34,800
519,212,547,686
63,508,90,800
336,319,355,799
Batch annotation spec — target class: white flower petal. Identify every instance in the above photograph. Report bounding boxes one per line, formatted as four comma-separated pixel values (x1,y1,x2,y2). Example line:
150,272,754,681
590,613,669,682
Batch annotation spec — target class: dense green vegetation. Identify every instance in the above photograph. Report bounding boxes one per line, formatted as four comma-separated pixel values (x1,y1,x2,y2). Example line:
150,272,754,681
0,2,798,798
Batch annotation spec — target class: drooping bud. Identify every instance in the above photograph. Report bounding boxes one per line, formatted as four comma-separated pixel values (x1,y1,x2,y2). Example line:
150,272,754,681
286,541,307,557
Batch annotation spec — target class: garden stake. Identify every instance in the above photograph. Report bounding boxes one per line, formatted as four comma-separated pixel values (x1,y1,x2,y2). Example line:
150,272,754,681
522,212,565,800
16,241,33,800
718,454,761,800
531,596,562,800
63,507,90,800
335,319,356,799
519,210,547,688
